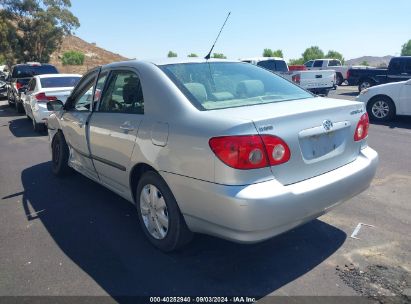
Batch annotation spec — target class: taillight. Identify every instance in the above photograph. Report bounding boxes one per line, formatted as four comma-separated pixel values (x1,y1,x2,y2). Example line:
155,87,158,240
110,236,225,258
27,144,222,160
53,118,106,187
354,113,369,141
292,74,301,84
346,70,350,80
34,92,57,102
209,135,291,170
16,82,23,90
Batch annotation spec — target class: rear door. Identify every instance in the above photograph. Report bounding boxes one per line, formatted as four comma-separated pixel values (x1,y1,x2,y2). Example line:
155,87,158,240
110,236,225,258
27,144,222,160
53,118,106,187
88,68,144,194
61,68,100,180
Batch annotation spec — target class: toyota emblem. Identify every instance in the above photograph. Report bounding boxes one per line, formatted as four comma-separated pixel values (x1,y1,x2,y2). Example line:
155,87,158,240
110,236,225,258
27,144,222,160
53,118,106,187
323,119,333,131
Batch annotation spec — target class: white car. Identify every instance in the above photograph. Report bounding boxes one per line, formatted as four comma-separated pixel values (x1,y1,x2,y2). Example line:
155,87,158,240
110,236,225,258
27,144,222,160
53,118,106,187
22,74,82,131
356,79,411,121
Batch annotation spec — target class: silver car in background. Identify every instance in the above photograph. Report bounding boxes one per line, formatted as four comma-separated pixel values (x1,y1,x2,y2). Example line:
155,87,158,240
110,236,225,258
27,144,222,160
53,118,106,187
46,59,378,252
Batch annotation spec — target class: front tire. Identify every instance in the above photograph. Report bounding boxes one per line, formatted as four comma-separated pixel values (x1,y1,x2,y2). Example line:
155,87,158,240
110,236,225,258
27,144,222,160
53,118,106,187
367,96,396,121
51,132,72,176
136,171,192,252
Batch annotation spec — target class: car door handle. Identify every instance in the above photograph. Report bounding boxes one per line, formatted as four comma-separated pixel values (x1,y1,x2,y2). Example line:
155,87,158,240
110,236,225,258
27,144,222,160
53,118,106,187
120,123,135,132
74,120,84,128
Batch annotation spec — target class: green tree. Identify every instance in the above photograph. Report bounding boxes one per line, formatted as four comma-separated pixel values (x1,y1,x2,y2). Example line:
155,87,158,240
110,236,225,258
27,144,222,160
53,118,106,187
61,50,85,65
212,53,227,59
360,61,369,66
401,40,411,56
263,48,283,58
325,50,345,64
302,46,324,63
0,0,80,63
187,53,198,57
167,51,177,58
288,58,305,65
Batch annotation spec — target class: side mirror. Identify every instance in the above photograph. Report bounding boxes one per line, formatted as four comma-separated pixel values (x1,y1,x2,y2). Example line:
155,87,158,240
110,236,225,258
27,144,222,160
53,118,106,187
47,100,64,111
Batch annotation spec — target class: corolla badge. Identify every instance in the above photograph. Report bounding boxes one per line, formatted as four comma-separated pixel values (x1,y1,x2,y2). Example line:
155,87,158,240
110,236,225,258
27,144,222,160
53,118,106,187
322,119,334,131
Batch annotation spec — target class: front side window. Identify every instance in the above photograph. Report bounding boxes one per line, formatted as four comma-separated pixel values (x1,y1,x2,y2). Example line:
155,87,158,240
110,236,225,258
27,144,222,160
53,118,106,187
99,70,144,114
160,62,313,111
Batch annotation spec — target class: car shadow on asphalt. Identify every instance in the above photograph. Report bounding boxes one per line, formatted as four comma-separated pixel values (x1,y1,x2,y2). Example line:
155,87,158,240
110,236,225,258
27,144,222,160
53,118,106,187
7,117,47,137
17,162,347,299
371,115,411,130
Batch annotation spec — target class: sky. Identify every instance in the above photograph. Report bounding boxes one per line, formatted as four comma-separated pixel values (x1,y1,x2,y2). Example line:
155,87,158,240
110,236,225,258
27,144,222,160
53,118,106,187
70,0,411,61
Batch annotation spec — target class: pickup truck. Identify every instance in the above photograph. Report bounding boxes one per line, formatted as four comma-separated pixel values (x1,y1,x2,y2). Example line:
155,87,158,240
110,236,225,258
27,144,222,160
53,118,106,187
242,57,336,96
6,62,59,113
304,59,349,86
347,56,411,92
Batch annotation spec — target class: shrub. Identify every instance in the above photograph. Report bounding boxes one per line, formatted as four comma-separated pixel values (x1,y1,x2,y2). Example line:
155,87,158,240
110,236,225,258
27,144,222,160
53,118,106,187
62,51,85,66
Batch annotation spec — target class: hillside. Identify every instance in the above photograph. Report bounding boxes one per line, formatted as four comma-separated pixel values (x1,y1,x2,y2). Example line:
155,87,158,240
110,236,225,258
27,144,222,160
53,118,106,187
345,55,394,67
49,36,129,74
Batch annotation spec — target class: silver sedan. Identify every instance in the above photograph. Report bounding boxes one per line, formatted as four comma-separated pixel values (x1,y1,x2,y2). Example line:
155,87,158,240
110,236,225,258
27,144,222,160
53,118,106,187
47,59,378,252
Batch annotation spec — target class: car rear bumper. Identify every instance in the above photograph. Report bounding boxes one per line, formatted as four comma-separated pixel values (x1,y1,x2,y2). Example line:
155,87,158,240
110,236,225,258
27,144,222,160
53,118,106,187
161,146,378,243
32,103,51,124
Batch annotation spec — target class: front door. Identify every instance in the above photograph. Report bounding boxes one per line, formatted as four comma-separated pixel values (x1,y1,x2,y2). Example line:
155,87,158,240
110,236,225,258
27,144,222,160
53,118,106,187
88,69,144,194
61,68,99,180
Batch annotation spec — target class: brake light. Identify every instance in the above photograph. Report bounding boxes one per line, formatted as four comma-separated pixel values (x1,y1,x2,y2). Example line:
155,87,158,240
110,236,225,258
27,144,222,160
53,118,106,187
354,113,369,141
292,74,301,84
346,70,350,80
34,92,57,102
209,135,291,170
16,82,23,90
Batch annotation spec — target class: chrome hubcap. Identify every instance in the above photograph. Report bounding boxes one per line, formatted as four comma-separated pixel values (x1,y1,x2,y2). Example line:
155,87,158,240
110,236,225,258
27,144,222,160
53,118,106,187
140,184,169,240
372,101,389,118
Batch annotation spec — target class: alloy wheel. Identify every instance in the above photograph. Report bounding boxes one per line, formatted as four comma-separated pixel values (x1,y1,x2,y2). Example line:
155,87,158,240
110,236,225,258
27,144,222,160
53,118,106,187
371,101,390,119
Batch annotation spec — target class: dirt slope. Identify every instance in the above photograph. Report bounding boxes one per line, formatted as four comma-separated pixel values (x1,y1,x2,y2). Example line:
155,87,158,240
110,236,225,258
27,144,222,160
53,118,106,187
49,35,129,74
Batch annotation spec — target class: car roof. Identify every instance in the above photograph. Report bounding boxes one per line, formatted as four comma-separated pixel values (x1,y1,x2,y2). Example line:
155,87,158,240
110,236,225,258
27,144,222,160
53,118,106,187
103,58,240,69
240,57,284,62
35,73,82,79
12,63,55,67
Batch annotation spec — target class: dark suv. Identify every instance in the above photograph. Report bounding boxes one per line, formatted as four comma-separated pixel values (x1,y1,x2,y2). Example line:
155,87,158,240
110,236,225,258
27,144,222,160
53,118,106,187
7,63,59,112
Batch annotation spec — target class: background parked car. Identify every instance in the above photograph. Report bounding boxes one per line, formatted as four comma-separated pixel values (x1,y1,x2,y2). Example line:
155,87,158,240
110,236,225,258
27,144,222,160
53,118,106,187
6,62,59,113
356,79,411,121
0,80,7,99
304,59,349,86
21,74,82,132
242,57,336,96
348,56,411,92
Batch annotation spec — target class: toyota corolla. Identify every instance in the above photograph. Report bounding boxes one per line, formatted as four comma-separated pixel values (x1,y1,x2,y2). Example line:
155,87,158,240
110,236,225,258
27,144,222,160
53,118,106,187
46,59,378,252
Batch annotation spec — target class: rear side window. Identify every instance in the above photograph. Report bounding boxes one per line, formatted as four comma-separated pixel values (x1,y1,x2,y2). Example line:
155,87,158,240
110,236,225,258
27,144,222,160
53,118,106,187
313,60,323,68
12,65,58,78
257,60,276,71
275,60,288,72
40,77,81,88
99,70,144,114
28,79,36,92
305,61,314,68
328,60,341,67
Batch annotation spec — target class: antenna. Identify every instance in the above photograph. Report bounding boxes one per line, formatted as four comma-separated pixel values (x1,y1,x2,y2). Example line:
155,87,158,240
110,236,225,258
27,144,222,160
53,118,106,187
204,12,231,60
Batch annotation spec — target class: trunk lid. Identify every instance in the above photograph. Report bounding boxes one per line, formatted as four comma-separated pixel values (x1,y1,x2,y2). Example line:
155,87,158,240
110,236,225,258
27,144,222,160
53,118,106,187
212,97,366,185
42,88,73,103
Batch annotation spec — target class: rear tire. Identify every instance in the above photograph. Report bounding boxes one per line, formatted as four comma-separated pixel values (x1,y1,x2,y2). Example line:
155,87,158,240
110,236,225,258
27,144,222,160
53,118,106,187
51,132,72,176
32,118,43,133
136,171,193,252
16,101,24,113
336,73,343,86
358,79,374,92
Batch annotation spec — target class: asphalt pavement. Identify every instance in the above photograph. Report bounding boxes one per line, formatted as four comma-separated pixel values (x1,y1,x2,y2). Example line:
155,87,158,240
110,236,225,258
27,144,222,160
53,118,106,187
0,87,410,303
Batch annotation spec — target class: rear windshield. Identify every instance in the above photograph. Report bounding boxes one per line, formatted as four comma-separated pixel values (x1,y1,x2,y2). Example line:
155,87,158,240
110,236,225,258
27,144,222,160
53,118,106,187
40,76,81,88
160,62,312,110
12,65,58,78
